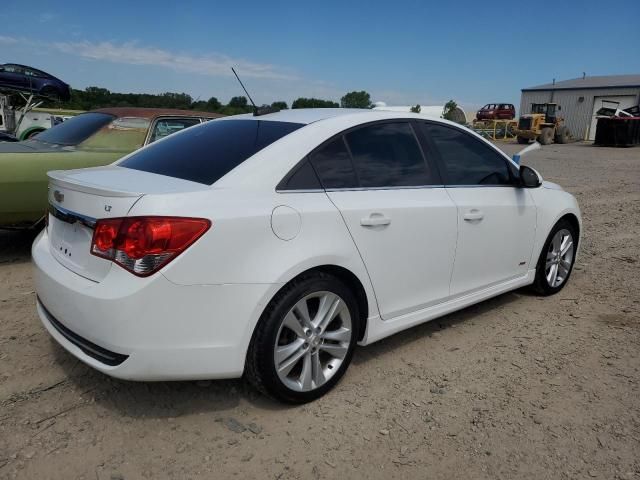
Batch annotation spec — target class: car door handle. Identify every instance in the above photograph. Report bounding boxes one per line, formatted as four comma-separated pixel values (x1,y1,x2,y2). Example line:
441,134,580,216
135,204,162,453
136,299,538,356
360,214,391,227
463,209,484,222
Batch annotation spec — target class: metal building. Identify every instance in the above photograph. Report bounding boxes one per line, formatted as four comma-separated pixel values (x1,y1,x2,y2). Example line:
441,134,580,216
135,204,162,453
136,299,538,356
520,74,640,141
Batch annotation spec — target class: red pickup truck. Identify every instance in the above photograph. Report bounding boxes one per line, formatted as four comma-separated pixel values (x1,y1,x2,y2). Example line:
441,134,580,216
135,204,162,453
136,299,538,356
476,103,515,121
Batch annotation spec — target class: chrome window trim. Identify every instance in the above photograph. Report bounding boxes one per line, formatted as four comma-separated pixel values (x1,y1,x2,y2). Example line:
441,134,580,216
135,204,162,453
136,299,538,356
325,185,446,192
444,184,519,188
275,183,518,194
275,188,325,194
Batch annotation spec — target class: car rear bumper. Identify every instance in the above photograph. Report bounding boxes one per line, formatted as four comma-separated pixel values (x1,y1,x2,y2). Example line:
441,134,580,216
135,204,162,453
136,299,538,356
32,229,276,381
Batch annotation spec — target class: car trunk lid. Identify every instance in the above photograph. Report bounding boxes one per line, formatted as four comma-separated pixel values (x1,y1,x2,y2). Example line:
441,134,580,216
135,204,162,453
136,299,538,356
46,166,209,282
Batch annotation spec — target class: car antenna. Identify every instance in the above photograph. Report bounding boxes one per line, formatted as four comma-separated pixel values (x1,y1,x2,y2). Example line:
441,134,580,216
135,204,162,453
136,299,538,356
231,67,280,116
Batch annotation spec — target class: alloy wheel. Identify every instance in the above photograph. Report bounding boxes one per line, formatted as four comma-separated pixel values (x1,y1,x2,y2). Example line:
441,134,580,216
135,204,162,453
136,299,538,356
274,291,352,392
545,228,574,288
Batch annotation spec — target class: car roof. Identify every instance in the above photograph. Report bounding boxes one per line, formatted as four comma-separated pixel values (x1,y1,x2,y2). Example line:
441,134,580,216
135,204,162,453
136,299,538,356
211,108,517,190
91,107,225,120
224,108,376,125
2,63,63,81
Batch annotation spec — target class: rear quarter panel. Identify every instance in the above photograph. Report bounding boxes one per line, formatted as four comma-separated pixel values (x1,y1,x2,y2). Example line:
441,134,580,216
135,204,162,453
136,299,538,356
128,187,380,333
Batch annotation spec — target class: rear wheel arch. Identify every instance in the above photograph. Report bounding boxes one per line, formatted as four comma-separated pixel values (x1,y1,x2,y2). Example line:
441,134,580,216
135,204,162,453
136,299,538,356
307,265,369,341
256,265,370,343
245,265,368,402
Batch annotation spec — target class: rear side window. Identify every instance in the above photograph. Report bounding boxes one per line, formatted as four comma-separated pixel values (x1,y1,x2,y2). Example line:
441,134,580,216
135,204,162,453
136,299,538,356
309,138,359,189
120,119,303,185
421,123,513,186
279,161,321,190
344,122,434,188
33,112,115,146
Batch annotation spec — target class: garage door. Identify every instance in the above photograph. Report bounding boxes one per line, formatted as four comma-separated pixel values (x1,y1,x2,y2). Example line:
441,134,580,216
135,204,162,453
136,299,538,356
588,95,638,141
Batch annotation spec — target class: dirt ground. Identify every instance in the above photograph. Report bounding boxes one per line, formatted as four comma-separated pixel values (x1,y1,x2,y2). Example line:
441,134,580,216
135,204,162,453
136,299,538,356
0,142,638,480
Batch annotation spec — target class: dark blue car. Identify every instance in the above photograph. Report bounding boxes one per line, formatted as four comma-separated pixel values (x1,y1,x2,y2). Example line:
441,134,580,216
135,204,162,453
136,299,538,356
0,63,71,101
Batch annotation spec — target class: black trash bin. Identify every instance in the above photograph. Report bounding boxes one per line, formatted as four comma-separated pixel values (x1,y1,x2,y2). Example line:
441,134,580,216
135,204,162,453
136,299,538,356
594,116,640,147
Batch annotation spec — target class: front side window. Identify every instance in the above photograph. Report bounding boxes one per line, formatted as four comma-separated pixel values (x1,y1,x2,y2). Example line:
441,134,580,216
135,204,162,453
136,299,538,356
149,117,201,144
421,123,513,186
344,122,434,188
121,119,304,185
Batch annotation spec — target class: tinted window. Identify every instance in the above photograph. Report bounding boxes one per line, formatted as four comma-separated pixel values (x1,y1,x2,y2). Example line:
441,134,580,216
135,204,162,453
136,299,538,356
121,119,303,185
149,117,201,143
422,123,512,186
279,161,321,190
24,69,46,78
3,65,24,74
33,112,116,146
308,138,358,189
345,122,433,188
79,117,150,151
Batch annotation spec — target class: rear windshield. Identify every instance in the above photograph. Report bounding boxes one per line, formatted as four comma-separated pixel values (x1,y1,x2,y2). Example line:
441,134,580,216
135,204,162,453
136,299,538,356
33,112,116,146
120,119,304,185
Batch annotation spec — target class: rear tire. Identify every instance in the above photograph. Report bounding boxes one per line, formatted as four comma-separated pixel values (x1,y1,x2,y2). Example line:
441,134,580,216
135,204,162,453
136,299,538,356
531,219,577,296
538,128,554,145
245,272,359,403
517,136,529,144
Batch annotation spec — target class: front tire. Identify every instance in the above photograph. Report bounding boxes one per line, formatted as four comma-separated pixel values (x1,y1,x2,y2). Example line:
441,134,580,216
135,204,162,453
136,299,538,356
245,272,359,403
517,136,529,144
531,219,577,295
538,127,554,145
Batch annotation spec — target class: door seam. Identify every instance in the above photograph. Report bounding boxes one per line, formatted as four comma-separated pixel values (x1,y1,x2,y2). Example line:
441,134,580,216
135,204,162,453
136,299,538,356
323,191,383,319
443,187,460,297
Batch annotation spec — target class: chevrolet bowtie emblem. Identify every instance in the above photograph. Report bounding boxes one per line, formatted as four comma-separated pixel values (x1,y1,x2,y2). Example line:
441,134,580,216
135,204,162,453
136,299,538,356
53,190,64,203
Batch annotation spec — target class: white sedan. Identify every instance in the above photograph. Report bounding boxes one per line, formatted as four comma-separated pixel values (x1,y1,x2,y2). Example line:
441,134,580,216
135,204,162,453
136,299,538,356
33,109,581,403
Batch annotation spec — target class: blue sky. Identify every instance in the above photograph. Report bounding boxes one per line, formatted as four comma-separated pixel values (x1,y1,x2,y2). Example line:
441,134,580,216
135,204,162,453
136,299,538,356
1,0,639,111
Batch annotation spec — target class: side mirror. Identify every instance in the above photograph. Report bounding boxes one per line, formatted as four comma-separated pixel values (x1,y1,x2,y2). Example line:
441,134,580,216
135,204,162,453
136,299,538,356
519,165,541,188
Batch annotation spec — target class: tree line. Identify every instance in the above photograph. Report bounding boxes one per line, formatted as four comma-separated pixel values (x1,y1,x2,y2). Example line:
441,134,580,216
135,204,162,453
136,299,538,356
42,87,376,113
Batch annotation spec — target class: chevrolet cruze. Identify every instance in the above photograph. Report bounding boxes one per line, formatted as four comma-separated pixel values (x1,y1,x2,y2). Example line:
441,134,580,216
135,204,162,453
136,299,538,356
33,109,581,403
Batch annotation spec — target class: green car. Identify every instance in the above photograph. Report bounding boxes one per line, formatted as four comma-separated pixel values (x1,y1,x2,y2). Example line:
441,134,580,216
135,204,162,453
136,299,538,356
0,108,222,228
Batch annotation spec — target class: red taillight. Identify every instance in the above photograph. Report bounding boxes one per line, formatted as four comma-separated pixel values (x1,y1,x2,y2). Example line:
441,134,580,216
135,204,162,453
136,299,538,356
91,216,211,276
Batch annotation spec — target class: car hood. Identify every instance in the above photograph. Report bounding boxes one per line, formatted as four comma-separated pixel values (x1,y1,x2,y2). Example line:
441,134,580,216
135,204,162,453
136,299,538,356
0,140,72,154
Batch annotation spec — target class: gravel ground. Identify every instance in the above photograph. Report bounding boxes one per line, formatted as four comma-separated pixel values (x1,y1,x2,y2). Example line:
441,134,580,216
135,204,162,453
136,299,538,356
0,142,638,480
